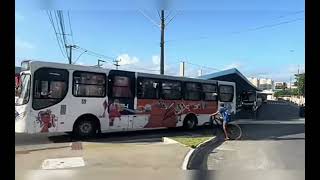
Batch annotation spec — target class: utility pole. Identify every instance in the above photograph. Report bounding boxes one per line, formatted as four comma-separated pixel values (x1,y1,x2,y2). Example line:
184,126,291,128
297,64,300,96
160,10,165,75
179,61,185,77
198,69,203,77
97,59,106,68
66,45,76,64
113,59,121,70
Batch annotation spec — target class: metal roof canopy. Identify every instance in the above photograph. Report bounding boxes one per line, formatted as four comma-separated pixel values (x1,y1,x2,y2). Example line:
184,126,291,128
199,68,261,96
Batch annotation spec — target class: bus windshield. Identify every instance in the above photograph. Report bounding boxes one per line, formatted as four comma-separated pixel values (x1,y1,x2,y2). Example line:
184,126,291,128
16,74,31,106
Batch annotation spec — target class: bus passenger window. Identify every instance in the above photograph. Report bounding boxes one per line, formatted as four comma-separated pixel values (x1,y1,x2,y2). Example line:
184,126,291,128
161,81,181,100
73,71,106,97
185,82,201,101
112,76,132,98
202,84,218,101
137,78,159,99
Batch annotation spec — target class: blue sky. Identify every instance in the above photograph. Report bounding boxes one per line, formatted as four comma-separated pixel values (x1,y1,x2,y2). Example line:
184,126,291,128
15,0,305,82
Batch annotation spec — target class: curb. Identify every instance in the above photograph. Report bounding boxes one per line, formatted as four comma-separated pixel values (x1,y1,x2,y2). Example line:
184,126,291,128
162,137,180,144
181,136,216,170
15,143,70,153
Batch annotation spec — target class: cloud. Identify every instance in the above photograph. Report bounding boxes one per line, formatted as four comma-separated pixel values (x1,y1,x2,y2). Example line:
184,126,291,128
15,12,24,21
152,55,160,65
116,54,140,66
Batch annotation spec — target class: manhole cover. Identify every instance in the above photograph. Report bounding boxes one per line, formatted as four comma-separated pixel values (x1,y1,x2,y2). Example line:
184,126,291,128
41,157,85,169
71,142,83,150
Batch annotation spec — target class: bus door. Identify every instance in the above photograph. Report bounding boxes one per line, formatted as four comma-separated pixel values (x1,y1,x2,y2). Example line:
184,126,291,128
31,68,69,133
108,70,135,130
218,81,236,115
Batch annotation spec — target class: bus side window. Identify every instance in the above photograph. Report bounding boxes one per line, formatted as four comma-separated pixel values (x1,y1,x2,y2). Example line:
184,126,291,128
33,68,69,110
137,78,160,99
219,85,234,102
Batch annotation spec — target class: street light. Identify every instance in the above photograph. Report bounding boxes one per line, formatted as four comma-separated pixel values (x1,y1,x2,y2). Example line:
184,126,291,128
73,50,87,65
98,59,106,68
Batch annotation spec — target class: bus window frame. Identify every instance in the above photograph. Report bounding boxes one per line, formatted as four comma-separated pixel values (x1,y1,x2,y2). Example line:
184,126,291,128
72,70,107,98
32,67,69,110
202,83,218,101
219,85,234,102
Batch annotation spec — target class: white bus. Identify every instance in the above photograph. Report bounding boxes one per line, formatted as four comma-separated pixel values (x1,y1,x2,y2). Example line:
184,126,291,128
15,60,236,137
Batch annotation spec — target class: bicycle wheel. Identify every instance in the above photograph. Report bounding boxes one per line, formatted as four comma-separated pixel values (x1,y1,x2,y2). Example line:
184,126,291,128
226,124,242,140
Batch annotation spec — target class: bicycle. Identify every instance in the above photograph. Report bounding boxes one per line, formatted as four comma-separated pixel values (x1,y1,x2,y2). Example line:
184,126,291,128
210,113,242,140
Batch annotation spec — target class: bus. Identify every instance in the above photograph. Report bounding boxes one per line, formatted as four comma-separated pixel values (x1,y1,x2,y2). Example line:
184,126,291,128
240,90,262,111
15,60,236,137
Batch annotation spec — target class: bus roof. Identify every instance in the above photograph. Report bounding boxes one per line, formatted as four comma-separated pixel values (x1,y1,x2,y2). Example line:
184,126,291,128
137,72,218,84
26,60,232,84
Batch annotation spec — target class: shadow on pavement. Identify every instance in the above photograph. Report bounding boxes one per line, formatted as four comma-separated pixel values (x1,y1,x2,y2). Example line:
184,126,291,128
48,126,217,144
239,123,305,141
235,101,300,121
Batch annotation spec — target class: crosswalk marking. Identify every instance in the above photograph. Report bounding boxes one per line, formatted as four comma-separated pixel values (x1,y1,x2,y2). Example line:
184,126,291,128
267,102,287,105
41,157,85,169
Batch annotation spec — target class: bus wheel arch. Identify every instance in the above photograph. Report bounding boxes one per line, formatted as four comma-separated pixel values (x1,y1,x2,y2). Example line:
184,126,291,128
183,113,198,129
73,114,101,138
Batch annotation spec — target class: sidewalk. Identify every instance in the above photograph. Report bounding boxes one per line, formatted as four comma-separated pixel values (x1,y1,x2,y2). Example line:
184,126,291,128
235,119,305,125
15,141,190,180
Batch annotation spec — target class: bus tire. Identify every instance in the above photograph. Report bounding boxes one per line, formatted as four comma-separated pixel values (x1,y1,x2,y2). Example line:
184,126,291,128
183,114,197,130
73,118,97,138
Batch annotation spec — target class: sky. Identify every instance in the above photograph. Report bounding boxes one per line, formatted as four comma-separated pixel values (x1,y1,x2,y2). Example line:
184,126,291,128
15,0,305,82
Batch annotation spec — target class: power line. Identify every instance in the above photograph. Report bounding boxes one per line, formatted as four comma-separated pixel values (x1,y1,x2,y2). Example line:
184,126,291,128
138,9,160,28
275,10,304,19
46,11,67,58
165,11,180,27
166,17,304,44
231,17,304,34
54,11,69,60
185,61,221,71
75,46,115,61
67,11,75,44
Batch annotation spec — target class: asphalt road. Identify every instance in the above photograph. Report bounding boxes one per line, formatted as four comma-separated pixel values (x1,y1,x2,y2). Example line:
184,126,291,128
204,101,305,179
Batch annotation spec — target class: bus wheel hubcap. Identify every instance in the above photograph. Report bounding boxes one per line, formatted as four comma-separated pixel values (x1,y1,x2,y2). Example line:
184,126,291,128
80,123,92,133
187,120,194,128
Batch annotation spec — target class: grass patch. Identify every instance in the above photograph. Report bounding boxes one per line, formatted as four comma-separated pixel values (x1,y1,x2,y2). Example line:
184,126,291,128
171,136,213,148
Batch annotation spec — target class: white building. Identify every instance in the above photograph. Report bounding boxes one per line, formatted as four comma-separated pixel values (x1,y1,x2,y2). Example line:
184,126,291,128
247,77,274,91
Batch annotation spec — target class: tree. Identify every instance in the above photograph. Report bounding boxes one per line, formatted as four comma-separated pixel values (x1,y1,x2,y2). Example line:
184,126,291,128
295,73,305,97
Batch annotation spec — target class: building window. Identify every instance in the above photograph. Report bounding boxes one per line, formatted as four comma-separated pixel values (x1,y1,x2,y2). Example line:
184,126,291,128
33,68,69,110
161,81,181,100
111,76,133,98
184,82,201,101
202,84,217,101
219,85,234,102
137,78,160,99
73,71,106,97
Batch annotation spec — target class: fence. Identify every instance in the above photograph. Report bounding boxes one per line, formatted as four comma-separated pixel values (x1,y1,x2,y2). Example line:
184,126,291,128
281,96,305,106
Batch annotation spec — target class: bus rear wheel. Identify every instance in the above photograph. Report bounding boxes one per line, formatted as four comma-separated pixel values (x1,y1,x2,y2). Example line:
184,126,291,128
73,119,97,138
183,114,197,130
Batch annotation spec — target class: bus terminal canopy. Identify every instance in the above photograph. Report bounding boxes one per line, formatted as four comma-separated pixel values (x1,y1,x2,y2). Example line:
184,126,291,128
199,68,261,97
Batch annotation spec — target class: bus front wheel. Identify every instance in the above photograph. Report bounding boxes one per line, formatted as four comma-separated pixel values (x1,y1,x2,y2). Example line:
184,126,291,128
73,119,97,138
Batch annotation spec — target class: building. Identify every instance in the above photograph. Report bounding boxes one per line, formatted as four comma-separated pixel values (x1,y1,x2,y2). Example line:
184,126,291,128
199,68,261,110
248,77,274,91
274,82,287,90
247,77,259,88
